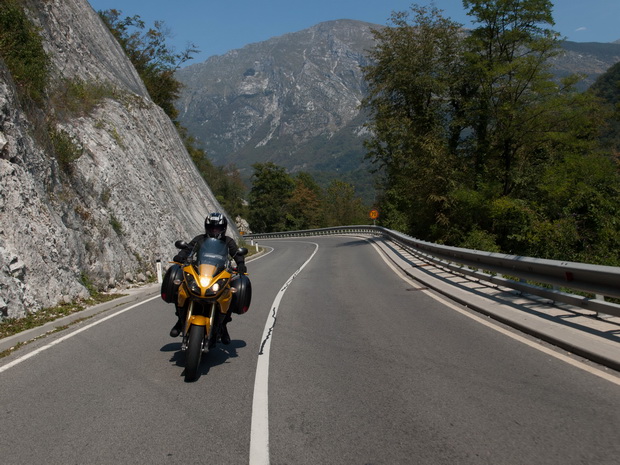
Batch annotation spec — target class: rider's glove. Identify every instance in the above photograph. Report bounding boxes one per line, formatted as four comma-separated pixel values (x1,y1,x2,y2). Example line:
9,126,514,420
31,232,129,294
236,263,247,274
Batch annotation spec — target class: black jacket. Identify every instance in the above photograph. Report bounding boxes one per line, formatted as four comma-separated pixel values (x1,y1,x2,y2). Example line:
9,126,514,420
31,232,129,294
174,234,245,267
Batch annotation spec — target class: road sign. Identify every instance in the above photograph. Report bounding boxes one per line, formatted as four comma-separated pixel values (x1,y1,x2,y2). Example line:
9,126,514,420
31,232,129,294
369,209,379,220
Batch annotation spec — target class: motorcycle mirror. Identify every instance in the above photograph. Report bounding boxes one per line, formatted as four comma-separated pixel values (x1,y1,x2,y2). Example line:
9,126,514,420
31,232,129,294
175,240,188,249
236,247,248,256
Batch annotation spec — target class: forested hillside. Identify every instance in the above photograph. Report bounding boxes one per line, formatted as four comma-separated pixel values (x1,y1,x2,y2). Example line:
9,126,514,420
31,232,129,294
590,61,620,153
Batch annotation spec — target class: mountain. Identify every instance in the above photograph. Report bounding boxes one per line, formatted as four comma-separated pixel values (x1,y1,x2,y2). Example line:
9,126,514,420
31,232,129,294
175,20,377,200
551,41,620,88
0,0,225,318
175,20,620,201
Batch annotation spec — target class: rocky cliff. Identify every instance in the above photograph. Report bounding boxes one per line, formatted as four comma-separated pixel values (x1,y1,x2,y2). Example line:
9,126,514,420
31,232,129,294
0,0,226,318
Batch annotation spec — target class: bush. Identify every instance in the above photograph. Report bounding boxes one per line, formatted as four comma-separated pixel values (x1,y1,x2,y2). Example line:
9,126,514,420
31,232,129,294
48,127,83,174
50,78,117,118
0,0,50,103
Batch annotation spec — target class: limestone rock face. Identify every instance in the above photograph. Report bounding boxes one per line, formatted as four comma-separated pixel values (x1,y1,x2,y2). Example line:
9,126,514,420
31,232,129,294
0,0,226,318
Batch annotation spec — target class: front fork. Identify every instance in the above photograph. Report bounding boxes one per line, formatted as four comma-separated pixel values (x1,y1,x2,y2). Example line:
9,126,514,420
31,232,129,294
181,301,220,352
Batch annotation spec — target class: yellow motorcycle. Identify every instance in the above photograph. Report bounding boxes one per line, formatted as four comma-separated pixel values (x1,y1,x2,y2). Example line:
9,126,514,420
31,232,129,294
162,237,249,381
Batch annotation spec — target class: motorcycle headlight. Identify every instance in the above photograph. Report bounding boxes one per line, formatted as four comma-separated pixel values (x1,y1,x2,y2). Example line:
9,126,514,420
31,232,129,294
206,278,228,296
185,272,200,294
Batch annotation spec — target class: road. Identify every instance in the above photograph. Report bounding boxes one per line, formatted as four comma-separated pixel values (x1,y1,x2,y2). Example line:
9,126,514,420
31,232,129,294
1,236,619,464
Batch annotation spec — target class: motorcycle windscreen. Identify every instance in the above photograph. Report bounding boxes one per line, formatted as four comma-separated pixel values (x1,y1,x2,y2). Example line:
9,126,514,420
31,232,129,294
195,238,229,276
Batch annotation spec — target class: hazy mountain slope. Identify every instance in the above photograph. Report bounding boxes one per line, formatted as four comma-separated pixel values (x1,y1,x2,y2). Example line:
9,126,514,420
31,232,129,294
176,20,375,180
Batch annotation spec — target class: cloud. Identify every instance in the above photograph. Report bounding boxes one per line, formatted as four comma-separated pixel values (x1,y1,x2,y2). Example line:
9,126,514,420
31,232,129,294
575,27,587,32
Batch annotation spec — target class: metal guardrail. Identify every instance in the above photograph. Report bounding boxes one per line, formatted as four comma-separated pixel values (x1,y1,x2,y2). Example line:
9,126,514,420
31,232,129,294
245,225,620,318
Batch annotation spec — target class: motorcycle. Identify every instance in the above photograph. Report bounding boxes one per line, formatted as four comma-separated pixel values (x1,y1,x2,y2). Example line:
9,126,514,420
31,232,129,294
161,237,250,381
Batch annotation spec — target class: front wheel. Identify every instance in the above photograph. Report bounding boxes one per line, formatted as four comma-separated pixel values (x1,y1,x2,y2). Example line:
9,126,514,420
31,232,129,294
185,324,205,382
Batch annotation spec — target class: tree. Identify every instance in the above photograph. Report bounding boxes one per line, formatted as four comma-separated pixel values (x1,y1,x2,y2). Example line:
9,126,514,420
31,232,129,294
362,5,466,238
248,163,295,233
324,180,368,226
462,0,566,196
285,173,325,230
98,9,198,120
534,152,620,265
362,1,616,262
589,61,620,155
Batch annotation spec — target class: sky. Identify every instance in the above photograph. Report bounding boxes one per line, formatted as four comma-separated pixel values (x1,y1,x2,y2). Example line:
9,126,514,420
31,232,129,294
86,0,620,64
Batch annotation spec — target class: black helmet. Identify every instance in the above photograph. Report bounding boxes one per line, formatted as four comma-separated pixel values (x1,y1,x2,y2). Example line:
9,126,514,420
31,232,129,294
204,212,227,238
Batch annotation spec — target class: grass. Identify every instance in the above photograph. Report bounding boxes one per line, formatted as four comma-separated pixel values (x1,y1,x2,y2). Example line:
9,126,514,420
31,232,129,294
50,78,118,118
48,127,83,174
0,292,125,358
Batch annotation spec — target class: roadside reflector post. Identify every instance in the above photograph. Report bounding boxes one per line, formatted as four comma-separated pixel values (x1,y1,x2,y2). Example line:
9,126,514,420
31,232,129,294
156,259,163,284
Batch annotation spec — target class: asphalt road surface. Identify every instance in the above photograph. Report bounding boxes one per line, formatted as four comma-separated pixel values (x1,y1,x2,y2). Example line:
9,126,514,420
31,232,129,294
1,236,619,464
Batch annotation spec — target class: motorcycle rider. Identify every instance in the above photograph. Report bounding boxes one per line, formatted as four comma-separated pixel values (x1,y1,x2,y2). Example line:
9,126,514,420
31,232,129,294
170,212,247,344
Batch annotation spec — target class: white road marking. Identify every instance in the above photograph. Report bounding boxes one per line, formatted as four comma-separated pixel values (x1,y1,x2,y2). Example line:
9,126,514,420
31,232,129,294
368,239,620,386
249,241,320,465
0,295,161,373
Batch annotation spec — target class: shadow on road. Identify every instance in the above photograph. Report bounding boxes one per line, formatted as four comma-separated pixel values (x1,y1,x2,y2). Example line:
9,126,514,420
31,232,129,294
160,339,248,381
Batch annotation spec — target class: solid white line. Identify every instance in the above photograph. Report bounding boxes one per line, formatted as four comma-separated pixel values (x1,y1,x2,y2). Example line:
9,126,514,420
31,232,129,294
0,295,160,374
249,242,320,465
368,239,620,387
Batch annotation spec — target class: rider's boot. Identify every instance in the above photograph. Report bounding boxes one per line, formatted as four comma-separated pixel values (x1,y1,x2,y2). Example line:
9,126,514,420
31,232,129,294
169,306,185,337
220,312,232,345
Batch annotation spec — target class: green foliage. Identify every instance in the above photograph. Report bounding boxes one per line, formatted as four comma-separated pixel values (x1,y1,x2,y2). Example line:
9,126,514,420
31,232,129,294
536,152,620,265
323,180,368,226
0,0,50,103
248,163,296,233
98,9,198,120
50,78,117,118
109,215,124,235
0,293,124,347
178,126,247,219
361,1,620,264
459,228,501,253
48,127,83,174
247,162,369,233
362,4,466,239
285,173,325,230
589,61,620,154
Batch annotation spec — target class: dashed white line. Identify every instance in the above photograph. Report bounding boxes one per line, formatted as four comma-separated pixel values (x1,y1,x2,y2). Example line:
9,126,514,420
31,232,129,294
249,241,319,465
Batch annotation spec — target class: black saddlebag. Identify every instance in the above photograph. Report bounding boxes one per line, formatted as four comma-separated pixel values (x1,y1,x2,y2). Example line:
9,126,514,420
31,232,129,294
161,264,183,303
229,274,252,314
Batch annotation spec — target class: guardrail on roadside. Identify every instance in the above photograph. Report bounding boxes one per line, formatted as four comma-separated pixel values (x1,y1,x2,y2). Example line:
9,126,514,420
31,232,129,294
245,226,620,318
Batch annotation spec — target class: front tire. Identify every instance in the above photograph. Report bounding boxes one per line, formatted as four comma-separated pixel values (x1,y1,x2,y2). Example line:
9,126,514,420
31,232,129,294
185,324,205,382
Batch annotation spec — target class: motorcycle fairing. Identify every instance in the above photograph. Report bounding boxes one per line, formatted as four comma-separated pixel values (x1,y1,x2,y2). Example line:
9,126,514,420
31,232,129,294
177,238,233,300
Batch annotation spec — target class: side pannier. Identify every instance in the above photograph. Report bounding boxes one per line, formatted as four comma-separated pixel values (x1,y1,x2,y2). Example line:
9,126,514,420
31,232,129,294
229,274,252,314
161,264,183,303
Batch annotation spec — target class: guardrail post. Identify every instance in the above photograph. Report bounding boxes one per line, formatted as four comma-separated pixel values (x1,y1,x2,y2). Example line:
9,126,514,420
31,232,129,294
595,294,610,320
